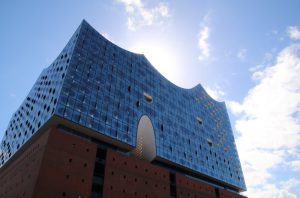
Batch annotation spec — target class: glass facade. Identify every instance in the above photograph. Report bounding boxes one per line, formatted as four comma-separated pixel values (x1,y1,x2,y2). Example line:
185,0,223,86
0,20,246,191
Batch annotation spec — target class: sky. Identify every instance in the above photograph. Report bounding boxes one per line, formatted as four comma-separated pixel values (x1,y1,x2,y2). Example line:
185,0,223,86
0,1,300,197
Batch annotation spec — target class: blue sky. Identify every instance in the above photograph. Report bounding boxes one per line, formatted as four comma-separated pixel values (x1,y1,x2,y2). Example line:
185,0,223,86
1,1,300,197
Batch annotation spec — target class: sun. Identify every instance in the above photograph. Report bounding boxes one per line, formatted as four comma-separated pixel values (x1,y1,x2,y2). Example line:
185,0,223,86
129,39,183,86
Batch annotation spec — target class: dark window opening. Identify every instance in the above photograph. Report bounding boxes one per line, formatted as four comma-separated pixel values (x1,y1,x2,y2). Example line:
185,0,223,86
91,148,106,197
215,188,220,198
143,92,153,103
196,117,203,125
207,138,212,146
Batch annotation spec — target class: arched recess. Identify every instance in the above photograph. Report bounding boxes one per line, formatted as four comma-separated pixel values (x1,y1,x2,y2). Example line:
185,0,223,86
132,115,156,161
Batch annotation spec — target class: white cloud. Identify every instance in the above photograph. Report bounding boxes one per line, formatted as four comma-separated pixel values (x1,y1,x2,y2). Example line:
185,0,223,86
250,49,277,72
245,180,299,198
127,17,135,31
287,26,300,40
228,101,243,114
116,0,170,30
237,49,247,61
204,85,225,101
229,43,300,197
245,184,279,198
197,13,212,61
290,160,300,171
280,178,300,190
198,26,210,61
279,190,297,198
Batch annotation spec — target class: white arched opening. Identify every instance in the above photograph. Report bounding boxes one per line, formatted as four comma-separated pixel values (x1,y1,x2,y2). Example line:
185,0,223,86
132,115,156,161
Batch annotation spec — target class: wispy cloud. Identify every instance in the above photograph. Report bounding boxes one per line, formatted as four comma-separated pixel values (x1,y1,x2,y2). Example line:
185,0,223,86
287,26,300,40
198,26,210,61
198,14,211,61
116,0,170,31
9,93,16,98
280,178,300,191
229,43,300,197
237,49,247,61
249,48,277,72
204,85,225,101
290,160,300,171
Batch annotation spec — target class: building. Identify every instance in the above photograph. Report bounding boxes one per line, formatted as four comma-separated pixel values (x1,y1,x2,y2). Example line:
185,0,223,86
0,20,246,198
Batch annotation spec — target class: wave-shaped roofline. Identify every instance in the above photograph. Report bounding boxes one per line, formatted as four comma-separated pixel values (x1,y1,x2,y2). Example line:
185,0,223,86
81,19,225,105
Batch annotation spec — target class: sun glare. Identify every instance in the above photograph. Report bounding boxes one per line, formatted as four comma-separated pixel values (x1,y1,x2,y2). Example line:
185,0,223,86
130,39,183,86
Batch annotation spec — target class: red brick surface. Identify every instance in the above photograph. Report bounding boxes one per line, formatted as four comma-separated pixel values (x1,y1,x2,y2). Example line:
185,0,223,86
33,128,97,198
103,149,170,198
219,189,248,198
0,129,49,198
0,128,97,198
176,173,217,198
0,127,247,198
